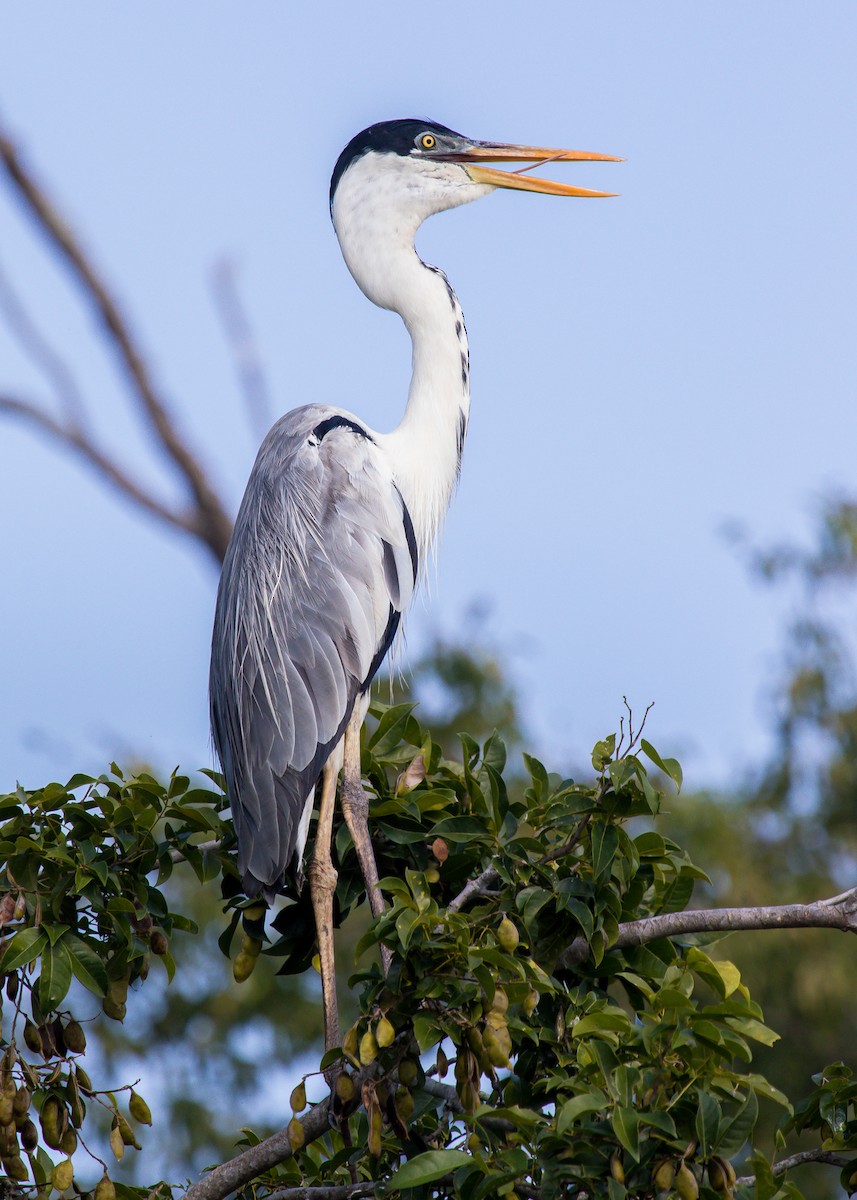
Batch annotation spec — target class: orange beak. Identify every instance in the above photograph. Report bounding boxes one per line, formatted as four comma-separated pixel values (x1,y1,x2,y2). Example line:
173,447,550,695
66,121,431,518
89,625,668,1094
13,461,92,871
441,141,621,198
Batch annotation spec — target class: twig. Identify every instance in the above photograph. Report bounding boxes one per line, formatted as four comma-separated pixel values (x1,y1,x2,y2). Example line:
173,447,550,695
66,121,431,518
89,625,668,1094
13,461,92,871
557,886,857,969
170,839,222,864
0,121,232,563
735,1149,852,1187
0,261,88,428
212,258,273,442
0,393,200,538
265,1186,376,1200
447,865,500,916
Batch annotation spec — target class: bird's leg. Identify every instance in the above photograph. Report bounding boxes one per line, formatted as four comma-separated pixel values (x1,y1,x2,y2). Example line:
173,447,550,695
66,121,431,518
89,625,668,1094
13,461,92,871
308,757,340,1053
341,706,392,974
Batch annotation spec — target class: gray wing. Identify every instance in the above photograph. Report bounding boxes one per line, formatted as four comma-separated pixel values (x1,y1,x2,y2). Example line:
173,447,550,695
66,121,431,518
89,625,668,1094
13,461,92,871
210,404,418,897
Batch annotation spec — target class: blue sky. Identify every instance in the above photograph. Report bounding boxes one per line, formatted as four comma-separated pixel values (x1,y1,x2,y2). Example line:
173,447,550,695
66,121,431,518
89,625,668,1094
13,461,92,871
1,3,855,791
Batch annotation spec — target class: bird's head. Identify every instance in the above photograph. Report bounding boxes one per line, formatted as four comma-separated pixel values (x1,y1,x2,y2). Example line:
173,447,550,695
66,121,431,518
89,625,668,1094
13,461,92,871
329,119,619,312
330,117,618,228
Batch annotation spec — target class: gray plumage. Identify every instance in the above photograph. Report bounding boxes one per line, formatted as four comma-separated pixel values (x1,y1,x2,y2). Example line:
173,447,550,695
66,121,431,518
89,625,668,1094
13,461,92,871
210,403,417,897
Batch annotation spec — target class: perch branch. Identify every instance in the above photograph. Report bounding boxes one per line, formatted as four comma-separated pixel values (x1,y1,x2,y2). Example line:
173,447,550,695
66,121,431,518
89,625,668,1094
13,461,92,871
558,886,857,969
0,392,198,536
735,1149,852,1187
447,865,499,915
0,120,232,563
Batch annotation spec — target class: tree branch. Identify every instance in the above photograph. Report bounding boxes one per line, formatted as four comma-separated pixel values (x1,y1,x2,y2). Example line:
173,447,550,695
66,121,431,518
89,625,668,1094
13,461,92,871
557,886,857,969
212,258,273,443
0,393,199,539
735,1149,852,1187
266,1186,377,1200
0,260,88,429
0,120,232,563
447,865,499,915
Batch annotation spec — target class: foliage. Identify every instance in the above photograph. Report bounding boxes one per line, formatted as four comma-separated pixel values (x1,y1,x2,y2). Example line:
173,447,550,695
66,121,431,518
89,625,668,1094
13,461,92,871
1,708,855,1199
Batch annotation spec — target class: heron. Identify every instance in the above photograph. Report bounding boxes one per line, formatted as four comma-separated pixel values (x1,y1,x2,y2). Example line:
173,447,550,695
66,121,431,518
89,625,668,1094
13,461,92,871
210,119,618,1050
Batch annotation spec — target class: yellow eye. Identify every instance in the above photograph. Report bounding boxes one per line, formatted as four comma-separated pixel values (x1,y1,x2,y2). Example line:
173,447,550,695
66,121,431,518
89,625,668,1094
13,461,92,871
420,133,436,150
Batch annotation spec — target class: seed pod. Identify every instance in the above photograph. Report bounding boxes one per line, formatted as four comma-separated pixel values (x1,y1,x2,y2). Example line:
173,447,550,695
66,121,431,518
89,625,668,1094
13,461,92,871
375,1016,395,1048
232,950,257,983
367,1100,382,1157
107,975,129,1006
459,1080,480,1113
436,1047,449,1079
287,1116,304,1152
398,1058,418,1087
335,1073,355,1103
342,1025,359,1063
482,1023,512,1068
0,1122,17,1154
94,1172,116,1200
453,1048,471,1085
13,1087,30,1119
708,1157,734,1193
60,1127,78,1155
497,917,520,952
13,896,26,923
116,1115,141,1149
0,1094,13,1125
289,1081,307,1114
396,1086,414,1122
76,1065,93,1093
675,1163,699,1200
23,1020,43,1056
359,1029,379,1066
39,1096,63,1149
424,867,440,883
128,1090,152,1125
109,1124,125,1161
722,1158,736,1188
431,837,449,863
610,1153,625,1184
63,1021,86,1055
490,986,509,1015
138,953,151,982
653,1159,675,1192
150,930,169,957
19,1118,37,1152
102,996,126,1022
52,1158,74,1193
3,1152,29,1182
5,974,18,1002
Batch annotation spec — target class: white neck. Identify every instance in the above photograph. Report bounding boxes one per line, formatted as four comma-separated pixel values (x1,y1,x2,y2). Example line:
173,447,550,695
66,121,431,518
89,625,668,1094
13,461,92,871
332,153,489,563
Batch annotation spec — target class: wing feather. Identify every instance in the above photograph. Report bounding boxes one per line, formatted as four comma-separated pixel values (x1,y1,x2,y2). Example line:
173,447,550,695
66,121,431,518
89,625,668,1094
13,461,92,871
210,404,418,897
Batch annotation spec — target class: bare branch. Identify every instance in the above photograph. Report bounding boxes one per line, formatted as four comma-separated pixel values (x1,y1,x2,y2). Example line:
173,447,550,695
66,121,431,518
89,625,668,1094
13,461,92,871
0,261,88,429
0,120,232,563
0,392,199,538
557,886,857,969
266,1186,377,1200
212,258,273,442
735,1149,852,1187
182,1093,333,1200
447,865,499,916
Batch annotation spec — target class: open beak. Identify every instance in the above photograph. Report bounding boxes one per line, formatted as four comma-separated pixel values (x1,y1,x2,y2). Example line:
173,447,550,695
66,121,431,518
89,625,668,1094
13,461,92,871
442,141,621,198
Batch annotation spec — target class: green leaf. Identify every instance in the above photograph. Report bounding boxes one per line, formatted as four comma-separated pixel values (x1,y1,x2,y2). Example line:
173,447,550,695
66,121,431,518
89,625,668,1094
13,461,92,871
388,1149,473,1190
64,933,109,997
718,1089,759,1156
725,1016,780,1047
557,1091,606,1134
0,926,47,972
591,823,619,884
640,739,683,791
38,939,73,1012
695,1090,722,1157
611,1104,640,1159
